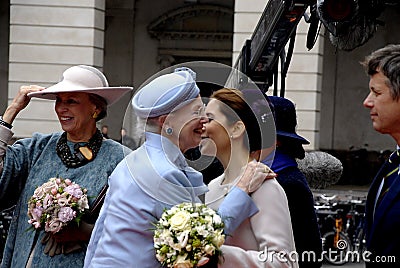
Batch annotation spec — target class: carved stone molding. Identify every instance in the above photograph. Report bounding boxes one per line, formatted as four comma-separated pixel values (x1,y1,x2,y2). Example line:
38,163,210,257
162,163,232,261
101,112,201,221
148,4,233,41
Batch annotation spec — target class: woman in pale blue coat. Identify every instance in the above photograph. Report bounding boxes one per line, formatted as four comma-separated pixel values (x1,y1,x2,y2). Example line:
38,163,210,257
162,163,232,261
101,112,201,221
0,65,132,267
85,67,275,267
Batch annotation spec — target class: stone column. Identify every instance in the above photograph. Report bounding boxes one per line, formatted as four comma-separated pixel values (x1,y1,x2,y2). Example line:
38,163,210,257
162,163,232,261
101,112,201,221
8,0,105,137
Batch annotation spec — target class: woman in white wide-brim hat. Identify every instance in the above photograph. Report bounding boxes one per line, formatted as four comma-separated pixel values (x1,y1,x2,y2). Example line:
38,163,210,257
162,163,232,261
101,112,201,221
0,65,133,268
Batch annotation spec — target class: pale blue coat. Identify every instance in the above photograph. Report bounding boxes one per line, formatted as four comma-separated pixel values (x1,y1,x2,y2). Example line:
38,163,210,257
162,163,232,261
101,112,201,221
85,132,258,268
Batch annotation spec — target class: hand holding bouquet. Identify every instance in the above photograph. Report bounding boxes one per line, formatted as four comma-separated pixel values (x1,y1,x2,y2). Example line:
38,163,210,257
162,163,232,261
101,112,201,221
27,177,89,234
154,202,225,268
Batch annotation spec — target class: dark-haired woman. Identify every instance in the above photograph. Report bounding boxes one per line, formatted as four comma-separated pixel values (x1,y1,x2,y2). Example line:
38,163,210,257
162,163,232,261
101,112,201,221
203,88,298,267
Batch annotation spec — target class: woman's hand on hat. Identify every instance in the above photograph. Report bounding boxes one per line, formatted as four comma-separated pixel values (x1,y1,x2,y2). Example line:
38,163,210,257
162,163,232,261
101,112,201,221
236,160,277,194
3,85,45,124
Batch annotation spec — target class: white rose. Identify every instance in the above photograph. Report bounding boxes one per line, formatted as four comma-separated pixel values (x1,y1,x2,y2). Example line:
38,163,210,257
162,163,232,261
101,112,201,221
212,230,225,248
178,231,189,248
204,244,215,255
78,195,89,210
174,254,193,268
156,253,165,263
166,236,174,247
162,219,169,227
195,226,208,236
162,229,171,240
203,207,213,215
170,206,179,214
169,211,191,231
213,214,222,225
204,215,213,224
172,243,182,251
45,219,63,233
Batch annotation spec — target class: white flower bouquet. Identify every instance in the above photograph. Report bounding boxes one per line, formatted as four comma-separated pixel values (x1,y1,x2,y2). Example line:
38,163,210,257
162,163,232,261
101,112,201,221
154,202,225,268
27,177,89,233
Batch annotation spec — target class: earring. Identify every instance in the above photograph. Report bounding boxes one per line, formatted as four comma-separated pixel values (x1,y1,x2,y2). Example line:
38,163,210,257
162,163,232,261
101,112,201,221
166,127,173,135
92,112,98,119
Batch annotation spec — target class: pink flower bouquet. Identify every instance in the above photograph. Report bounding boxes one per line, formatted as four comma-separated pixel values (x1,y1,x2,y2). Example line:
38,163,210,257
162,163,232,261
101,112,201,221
27,177,89,233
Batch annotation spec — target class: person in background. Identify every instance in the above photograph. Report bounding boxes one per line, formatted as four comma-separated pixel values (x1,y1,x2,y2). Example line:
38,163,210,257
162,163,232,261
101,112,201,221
84,67,274,267
101,125,109,139
362,44,400,267
0,65,132,267
265,96,322,268
119,127,137,150
203,88,298,267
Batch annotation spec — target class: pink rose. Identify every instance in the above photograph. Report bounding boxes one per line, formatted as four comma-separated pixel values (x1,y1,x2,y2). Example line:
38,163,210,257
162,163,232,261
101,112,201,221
43,180,58,193
33,222,41,229
31,207,43,221
64,184,83,199
45,219,63,233
43,194,53,209
57,196,69,207
33,186,46,199
58,207,76,223
197,256,210,267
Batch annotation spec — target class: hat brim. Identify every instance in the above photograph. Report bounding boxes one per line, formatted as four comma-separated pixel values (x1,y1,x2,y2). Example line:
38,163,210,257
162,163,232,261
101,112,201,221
27,80,133,106
277,131,310,144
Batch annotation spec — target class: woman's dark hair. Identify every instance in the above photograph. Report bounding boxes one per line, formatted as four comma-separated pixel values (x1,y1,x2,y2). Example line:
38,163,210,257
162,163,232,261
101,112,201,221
88,93,108,121
210,88,275,153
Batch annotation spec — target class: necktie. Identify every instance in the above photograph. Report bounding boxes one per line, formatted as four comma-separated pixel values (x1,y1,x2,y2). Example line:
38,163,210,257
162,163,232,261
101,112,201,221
376,149,400,206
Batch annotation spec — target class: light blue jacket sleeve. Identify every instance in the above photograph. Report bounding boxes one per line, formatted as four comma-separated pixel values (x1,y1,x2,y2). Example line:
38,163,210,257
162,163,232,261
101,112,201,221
218,187,259,235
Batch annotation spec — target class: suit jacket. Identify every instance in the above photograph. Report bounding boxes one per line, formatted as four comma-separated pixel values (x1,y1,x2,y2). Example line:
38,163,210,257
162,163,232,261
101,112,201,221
365,161,400,267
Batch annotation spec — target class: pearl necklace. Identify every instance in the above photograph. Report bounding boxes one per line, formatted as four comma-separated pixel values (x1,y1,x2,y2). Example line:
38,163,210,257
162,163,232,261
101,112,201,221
56,129,103,168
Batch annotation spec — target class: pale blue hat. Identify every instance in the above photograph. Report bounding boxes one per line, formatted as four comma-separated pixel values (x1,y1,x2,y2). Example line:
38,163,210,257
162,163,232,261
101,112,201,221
132,67,200,118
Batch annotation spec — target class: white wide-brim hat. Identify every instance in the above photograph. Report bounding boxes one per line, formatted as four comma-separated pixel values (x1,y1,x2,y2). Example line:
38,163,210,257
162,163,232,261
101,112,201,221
28,65,133,106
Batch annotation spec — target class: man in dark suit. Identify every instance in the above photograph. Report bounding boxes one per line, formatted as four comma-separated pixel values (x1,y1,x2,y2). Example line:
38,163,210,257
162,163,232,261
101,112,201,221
362,44,400,267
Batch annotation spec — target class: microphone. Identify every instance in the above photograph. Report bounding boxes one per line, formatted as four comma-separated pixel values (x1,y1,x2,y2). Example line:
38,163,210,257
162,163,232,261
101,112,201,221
297,151,343,189
317,0,385,51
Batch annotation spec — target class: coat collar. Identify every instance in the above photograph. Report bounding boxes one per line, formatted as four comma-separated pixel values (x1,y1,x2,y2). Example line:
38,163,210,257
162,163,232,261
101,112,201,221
125,132,208,206
366,161,400,241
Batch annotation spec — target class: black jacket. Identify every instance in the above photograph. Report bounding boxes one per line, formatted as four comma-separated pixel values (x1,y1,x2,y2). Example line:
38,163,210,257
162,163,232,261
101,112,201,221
276,166,323,268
